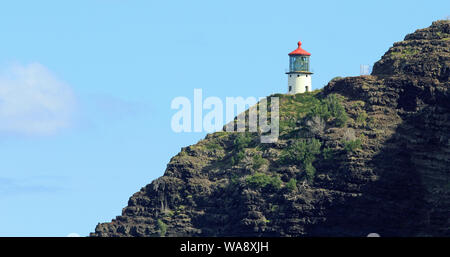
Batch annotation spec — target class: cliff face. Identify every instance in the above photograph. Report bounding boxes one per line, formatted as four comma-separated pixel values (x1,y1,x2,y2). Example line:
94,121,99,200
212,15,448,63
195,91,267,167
91,20,450,237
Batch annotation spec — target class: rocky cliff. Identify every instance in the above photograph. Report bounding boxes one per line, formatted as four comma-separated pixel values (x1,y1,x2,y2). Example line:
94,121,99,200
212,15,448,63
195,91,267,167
91,20,450,237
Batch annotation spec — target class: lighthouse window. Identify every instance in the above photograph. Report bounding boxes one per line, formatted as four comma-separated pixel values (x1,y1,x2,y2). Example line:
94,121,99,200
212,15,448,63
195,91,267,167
290,56,310,72
289,86,292,91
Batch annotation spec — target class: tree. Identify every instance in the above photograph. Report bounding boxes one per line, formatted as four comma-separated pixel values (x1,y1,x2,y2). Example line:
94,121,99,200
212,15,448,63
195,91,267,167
286,178,298,192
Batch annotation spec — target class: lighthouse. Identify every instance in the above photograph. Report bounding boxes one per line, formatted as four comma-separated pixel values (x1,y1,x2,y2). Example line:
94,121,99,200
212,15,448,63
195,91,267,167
286,41,312,94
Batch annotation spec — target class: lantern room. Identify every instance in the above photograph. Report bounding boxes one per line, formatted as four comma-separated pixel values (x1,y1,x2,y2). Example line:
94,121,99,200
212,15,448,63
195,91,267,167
289,55,310,72
286,41,313,94
288,41,311,72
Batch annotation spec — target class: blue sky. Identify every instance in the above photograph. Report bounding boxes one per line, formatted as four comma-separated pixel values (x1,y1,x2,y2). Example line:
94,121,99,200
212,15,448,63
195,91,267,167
0,0,448,236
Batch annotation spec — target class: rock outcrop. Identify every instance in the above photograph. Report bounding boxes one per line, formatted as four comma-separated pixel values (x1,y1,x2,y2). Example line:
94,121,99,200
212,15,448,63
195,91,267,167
91,20,450,237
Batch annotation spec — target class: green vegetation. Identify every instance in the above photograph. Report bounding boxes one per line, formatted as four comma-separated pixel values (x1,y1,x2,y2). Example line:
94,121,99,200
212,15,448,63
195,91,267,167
277,91,322,133
190,137,226,159
204,141,222,151
344,138,362,153
309,102,332,121
436,32,450,40
402,48,419,56
230,174,239,185
352,101,365,108
157,219,167,237
324,94,348,127
279,118,297,133
286,178,298,192
231,133,253,165
213,131,229,138
391,46,420,58
356,110,368,126
305,163,316,182
276,91,349,134
246,172,282,190
308,94,348,127
281,139,322,165
231,151,245,165
252,154,268,170
281,138,322,182
234,133,253,150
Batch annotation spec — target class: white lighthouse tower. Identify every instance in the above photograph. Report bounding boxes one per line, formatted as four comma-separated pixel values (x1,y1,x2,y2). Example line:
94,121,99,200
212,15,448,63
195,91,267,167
286,41,313,94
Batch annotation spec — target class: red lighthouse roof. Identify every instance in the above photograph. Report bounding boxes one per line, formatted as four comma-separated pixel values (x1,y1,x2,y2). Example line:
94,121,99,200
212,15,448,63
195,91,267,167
288,41,311,56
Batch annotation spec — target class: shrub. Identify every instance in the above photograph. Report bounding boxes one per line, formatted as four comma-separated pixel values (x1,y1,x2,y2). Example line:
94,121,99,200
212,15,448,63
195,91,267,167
279,118,297,133
252,154,268,170
231,150,246,165
281,139,321,182
231,133,253,165
157,219,167,237
269,176,282,190
281,139,322,165
286,178,298,192
309,103,331,121
324,94,348,127
246,172,282,190
306,94,348,127
234,133,253,150
344,139,362,152
334,111,348,127
305,163,316,182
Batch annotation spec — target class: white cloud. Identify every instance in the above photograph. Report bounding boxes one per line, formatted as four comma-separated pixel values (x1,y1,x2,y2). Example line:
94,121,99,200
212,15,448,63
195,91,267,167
67,233,81,237
0,62,76,135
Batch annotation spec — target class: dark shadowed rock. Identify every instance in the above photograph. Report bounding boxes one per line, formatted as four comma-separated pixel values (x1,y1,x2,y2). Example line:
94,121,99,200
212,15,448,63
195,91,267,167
372,20,449,81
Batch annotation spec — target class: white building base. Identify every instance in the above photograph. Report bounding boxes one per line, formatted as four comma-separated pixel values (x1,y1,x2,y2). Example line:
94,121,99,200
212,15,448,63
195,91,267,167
287,72,312,94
